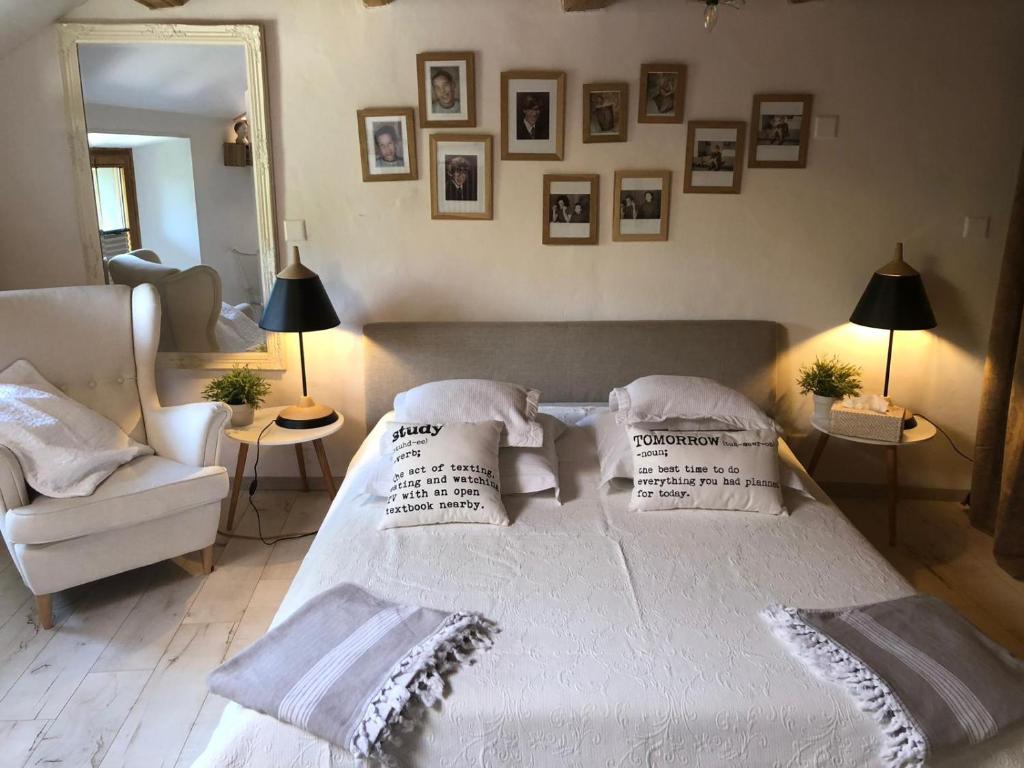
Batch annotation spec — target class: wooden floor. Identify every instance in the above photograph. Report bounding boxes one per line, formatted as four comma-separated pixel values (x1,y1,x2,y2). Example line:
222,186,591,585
0,490,1022,767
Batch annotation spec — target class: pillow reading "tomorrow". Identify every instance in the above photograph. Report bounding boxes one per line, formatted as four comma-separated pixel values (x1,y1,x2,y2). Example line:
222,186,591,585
627,427,786,515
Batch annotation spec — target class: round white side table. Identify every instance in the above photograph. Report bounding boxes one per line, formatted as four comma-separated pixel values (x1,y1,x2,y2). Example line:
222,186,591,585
223,405,344,531
807,415,937,546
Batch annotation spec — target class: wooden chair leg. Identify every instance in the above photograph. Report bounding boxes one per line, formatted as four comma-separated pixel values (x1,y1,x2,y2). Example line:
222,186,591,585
35,594,53,630
200,544,214,574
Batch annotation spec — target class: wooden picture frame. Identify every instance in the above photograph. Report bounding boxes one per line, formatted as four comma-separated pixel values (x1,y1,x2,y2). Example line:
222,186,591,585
613,170,671,242
637,63,686,124
429,133,493,220
684,120,746,194
416,51,476,128
543,174,599,245
357,107,418,182
583,82,628,143
748,93,813,168
501,70,566,160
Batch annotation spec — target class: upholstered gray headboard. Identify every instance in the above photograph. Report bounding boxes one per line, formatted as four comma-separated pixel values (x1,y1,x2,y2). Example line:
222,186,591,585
362,321,780,427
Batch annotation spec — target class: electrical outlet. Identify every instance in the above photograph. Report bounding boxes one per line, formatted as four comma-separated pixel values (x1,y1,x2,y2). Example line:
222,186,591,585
962,216,990,240
284,219,307,242
813,115,838,139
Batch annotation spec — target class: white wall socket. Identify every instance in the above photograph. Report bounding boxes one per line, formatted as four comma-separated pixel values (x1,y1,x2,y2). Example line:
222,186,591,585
962,216,990,240
284,219,307,242
813,115,839,139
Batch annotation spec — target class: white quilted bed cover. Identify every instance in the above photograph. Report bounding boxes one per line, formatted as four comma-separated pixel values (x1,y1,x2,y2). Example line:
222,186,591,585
193,416,1024,768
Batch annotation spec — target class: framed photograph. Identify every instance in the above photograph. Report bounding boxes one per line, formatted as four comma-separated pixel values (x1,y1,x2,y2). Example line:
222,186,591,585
638,63,686,124
501,70,566,160
357,107,417,182
416,51,476,128
613,170,671,242
429,133,493,220
748,93,813,168
543,174,599,245
583,82,628,143
684,120,746,194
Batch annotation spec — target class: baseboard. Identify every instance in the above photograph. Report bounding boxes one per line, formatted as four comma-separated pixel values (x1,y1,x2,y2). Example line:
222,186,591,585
245,476,344,491
820,481,969,503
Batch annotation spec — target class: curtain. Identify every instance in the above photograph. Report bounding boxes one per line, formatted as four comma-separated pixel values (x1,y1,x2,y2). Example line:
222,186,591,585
970,146,1024,579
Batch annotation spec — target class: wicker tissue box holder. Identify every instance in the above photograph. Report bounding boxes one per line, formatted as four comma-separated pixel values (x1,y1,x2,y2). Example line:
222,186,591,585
829,402,906,443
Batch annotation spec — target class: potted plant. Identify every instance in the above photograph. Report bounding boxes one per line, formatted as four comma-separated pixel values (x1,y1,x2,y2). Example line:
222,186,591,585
797,355,863,425
201,365,272,427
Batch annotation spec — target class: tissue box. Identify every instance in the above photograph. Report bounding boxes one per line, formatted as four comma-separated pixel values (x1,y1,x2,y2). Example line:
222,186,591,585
829,402,906,443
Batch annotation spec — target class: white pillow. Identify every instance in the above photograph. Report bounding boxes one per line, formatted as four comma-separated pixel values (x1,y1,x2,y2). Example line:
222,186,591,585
367,413,563,499
380,421,508,529
628,426,786,515
0,359,153,498
610,375,779,432
394,379,542,448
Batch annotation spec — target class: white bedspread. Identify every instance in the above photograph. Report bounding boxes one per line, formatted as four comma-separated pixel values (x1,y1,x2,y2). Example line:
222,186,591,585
193,416,1024,768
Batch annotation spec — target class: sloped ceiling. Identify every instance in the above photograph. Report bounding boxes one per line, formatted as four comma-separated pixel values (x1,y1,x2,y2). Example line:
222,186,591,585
0,0,90,62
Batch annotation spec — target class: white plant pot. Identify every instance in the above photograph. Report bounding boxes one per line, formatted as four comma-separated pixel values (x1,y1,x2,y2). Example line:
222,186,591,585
229,403,254,427
812,395,837,427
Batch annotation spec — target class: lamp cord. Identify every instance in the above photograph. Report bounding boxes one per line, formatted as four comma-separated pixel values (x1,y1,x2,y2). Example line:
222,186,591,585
915,412,974,463
216,421,322,545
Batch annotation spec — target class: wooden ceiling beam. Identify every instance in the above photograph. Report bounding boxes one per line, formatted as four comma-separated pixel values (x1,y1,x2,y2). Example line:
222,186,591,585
562,0,614,10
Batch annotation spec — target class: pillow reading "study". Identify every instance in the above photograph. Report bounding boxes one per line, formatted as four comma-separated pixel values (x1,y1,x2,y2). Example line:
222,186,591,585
380,421,508,530
627,427,786,515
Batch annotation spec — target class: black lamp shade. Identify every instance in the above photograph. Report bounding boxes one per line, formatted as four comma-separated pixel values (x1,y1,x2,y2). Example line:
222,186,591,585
259,273,339,333
849,272,937,331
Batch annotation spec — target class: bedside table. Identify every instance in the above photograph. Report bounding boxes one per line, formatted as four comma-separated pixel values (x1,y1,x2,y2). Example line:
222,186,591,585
224,405,344,531
807,415,937,546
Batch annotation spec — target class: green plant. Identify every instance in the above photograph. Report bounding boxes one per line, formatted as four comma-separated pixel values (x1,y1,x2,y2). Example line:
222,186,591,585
796,355,863,399
201,365,271,408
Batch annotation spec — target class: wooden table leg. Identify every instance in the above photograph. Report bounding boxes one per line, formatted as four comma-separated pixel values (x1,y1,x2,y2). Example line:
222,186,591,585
313,439,337,499
226,442,248,531
886,445,899,546
295,444,309,492
807,432,830,476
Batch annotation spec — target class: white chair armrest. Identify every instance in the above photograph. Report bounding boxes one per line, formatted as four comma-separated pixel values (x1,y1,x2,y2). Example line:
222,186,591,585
144,401,231,467
0,445,29,512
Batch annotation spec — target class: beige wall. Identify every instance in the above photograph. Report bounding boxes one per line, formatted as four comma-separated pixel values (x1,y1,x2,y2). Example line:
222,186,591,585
0,0,1021,487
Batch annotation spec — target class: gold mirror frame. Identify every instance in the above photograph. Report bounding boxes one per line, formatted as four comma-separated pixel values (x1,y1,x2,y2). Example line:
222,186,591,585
58,22,284,370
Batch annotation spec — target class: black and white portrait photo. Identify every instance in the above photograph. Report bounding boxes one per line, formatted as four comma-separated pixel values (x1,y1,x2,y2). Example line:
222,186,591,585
614,171,671,241
430,134,492,219
583,82,628,143
749,94,813,168
357,108,417,182
685,121,746,193
417,52,476,128
638,64,686,124
502,71,565,160
516,92,550,140
444,154,477,202
543,174,598,245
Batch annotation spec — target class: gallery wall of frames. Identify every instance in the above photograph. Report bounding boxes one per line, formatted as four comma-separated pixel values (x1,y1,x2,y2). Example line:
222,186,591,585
357,52,812,245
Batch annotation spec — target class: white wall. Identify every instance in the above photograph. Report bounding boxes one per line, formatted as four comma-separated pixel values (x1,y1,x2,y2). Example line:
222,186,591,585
131,137,202,270
0,0,1022,489
85,103,260,305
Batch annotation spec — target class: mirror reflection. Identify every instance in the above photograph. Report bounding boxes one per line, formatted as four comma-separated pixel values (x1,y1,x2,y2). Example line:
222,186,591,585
79,42,267,353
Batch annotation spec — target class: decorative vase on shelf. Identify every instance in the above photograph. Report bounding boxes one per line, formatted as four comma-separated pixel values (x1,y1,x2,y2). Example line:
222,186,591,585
812,395,837,427
229,403,254,427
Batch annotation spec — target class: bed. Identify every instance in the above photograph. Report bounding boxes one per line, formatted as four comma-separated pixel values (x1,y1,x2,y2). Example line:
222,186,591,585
192,321,1024,767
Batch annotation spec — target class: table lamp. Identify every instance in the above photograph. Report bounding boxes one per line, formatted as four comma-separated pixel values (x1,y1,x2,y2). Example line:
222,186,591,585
259,245,340,429
849,242,936,423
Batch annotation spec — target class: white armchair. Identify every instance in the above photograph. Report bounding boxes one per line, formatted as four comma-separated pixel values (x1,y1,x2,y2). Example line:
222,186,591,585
0,284,231,629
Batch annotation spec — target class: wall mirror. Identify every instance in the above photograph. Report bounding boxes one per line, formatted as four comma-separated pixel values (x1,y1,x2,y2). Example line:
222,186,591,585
59,23,283,369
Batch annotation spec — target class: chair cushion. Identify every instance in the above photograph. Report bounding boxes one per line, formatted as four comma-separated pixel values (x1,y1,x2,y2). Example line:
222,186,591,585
4,455,228,545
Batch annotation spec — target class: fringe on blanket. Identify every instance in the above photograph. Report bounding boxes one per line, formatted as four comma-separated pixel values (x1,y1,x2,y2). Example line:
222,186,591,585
349,612,497,766
762,605,928,768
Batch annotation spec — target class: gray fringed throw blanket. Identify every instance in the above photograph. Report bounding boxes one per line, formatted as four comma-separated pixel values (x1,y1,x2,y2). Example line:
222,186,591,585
764,594,1024,768
208,583,495,765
